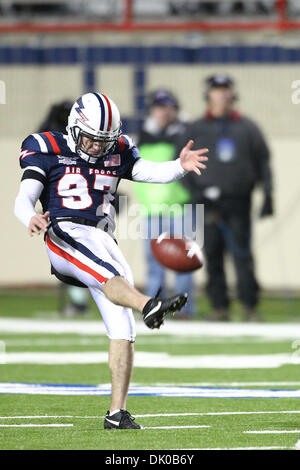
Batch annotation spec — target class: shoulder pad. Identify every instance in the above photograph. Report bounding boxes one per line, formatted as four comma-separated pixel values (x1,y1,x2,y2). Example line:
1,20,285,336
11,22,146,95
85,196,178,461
118,134,136,152
21,134,44,154
21,132,62,155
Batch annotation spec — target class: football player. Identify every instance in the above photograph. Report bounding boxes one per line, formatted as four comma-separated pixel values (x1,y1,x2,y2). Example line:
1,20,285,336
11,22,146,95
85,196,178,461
14,92,208,429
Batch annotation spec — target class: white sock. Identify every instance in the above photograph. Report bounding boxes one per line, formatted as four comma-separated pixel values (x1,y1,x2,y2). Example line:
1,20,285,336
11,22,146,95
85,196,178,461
109,409,121,416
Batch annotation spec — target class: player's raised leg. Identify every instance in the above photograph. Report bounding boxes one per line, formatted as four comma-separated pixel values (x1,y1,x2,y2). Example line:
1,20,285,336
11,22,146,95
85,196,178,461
102,275,188,329
99,229,189,327
47,222,188,328
102,275,149,312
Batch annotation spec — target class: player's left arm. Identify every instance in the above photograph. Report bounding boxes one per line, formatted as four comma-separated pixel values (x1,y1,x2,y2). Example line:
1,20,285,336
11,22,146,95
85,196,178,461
131,140,208,183
178,139,208,175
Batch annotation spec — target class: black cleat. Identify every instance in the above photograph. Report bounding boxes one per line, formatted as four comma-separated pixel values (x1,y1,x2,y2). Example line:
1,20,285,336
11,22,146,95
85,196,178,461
142,293,188,329
104,409,144,430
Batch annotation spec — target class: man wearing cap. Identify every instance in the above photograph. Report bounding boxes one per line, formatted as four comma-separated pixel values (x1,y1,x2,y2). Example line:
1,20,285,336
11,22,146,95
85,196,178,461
135,89,195,318
179,75,273,321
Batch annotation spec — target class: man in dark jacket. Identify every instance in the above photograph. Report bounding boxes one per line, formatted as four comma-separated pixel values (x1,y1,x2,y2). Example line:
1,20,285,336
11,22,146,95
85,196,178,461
180,74,273,321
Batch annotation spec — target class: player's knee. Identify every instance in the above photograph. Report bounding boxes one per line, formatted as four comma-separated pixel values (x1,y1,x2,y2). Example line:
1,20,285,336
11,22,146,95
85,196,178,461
105,307,136,343
108,334,136,344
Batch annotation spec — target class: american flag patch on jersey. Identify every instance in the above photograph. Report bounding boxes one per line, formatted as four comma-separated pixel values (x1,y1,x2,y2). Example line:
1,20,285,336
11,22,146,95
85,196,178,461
104,154,121,167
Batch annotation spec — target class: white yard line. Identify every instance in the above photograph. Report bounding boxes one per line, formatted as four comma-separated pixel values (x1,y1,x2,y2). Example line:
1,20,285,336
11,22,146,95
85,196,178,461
0,424,73,428
1,410,300,420
244,430,300,434
1,338,109,347
0,351,108,365
145,381,300,387
136,411,300,418
0,337,288,346
1,382,300,397
1,317,300,339
1,351,300,369
0,416,76,419
144,425,210,430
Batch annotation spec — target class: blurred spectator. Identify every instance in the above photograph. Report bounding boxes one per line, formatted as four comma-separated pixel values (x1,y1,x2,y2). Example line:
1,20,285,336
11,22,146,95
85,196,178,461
169,1,275,17
6,2,69,16
1,1,277,20
135,89,195,318
179,74,274,321
38,100,73,134
38,100,90,317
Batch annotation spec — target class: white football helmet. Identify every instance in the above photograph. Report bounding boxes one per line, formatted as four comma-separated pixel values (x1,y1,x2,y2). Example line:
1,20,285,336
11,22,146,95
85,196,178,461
67,92,122,163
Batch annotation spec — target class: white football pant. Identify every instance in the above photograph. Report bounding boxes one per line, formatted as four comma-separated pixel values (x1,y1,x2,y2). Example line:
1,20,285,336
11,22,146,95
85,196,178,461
45,221,136,342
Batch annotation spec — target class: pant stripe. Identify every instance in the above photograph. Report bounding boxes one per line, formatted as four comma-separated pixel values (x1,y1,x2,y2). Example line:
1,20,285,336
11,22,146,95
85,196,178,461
52,223,120,277
46,235,108,284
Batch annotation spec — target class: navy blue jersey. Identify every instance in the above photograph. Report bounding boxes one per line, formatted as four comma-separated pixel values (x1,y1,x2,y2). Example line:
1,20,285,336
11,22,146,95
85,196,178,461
19,131,140,227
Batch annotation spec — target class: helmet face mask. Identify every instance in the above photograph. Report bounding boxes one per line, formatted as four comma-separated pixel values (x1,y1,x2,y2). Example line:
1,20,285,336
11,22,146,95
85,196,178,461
67,93,122,164
71,125,121,162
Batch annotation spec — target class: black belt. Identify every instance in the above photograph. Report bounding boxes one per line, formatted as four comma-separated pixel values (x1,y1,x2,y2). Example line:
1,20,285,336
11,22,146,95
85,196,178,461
48,217,109,232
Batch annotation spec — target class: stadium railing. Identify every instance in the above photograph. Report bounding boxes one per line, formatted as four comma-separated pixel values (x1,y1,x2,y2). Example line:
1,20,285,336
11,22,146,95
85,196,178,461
1,0,300,32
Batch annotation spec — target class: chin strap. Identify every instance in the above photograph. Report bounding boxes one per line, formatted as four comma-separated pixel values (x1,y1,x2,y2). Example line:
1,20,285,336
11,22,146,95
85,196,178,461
76,148,98,164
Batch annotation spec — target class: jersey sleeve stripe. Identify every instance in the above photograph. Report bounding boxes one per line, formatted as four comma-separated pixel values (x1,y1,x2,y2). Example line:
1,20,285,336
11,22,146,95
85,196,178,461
21,169,46,186
32,133,48,153
46,235,109,285
118,137,125,152
121,135,134,149
22,166,46,177
42,132,61,154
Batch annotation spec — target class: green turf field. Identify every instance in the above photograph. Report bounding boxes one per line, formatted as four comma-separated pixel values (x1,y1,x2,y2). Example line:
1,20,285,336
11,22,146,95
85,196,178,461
0,289,300,450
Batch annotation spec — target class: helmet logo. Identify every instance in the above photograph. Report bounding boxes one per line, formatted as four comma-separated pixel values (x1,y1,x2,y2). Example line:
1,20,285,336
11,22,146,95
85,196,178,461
75,96,94,131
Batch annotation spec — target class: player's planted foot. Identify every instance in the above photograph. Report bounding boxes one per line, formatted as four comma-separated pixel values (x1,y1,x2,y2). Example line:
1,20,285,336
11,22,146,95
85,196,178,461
104,410,144,429
142,293,188,329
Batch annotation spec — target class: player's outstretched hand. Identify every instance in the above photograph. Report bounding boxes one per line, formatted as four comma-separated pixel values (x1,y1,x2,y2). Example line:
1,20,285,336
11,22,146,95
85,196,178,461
180,140,208,175
28,211,50,237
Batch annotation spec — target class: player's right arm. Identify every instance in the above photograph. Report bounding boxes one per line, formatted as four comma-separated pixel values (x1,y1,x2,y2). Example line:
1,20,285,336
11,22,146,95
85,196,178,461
14,134,50,236
14,180,50,236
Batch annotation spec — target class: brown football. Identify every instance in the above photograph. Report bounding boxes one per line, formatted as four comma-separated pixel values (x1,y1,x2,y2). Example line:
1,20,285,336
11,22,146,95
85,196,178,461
150,233,204,273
